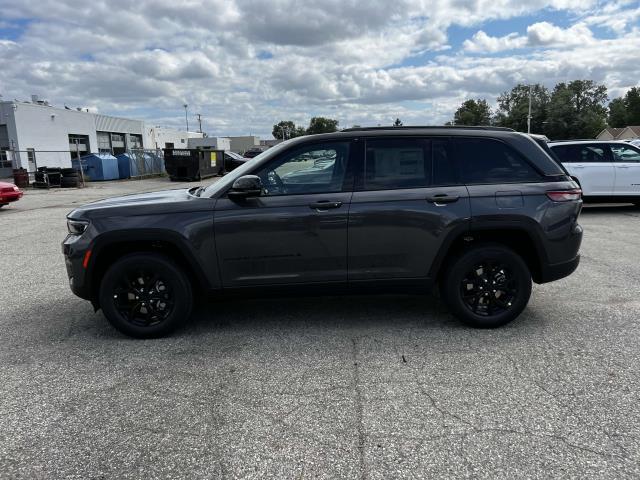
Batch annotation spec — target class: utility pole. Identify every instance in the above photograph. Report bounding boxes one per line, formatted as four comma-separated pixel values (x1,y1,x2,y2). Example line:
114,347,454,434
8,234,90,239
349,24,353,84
527,85,532,134
183,104,189,132
196,113,202,133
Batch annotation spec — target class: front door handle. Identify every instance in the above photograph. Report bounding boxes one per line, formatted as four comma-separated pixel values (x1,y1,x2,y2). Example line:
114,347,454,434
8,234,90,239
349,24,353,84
309,200,343,210
426,194,459,205
616,165,629,168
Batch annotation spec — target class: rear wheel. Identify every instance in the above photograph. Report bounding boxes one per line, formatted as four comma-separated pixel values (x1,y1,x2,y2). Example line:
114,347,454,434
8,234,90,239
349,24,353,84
440,244,532,328
99,253,193,338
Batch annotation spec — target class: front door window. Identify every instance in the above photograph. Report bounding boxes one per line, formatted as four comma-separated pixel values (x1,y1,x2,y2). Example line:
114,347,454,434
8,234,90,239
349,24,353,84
255,143,350,196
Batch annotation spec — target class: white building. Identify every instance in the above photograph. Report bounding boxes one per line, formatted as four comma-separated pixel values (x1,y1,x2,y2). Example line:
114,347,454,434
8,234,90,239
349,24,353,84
145,126,204,151
0,98,200,176
226,136,261,154
187,136,231,151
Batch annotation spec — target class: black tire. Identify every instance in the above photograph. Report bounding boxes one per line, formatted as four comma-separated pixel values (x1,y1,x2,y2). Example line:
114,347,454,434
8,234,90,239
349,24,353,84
440,244,532,328
61,168,76,175
98,253,193,338
60,178,78,188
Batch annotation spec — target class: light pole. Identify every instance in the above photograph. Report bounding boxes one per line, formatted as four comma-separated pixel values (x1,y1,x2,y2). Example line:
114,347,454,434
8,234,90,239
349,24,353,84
196,113,202,133
527,85,532,134
183,104,189,132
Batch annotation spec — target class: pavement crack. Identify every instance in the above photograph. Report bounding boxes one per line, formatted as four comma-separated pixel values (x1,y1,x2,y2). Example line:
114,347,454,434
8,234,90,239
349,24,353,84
351,337,367,480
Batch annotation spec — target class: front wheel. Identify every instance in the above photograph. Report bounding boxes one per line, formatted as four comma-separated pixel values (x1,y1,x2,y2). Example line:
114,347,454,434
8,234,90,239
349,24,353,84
440,245,532,328
99,253,193,338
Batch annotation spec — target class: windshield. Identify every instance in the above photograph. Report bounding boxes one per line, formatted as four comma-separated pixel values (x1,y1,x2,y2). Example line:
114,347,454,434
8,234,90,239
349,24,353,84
202,139,294,196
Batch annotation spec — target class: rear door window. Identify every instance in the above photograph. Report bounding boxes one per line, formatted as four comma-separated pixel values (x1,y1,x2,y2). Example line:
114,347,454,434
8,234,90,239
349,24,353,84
364,138,430,190
551,144,608,163
455,137,541,184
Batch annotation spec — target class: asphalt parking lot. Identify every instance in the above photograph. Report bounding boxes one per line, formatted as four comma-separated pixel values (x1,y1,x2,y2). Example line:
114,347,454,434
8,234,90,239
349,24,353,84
1,179,639,479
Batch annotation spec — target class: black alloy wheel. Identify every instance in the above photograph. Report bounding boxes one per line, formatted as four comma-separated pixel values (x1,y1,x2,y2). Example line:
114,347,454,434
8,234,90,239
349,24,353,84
99,253,193,338
112,269,174,327
460,261,518,317
441,244,532,328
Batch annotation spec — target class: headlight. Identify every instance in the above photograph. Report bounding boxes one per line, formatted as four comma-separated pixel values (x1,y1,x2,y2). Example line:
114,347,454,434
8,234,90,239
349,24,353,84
67,218,89,235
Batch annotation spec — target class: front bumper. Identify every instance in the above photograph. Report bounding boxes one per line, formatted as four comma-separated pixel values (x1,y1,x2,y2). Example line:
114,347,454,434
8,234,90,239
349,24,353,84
0,191,23,203
62,234,92,300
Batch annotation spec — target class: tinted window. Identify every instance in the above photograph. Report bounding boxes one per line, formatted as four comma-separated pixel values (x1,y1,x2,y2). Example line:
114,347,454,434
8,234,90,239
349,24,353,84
432,138,457,185
365,138,430,190
610,144,640,163
551,144,607,163
456,138,541,184
256,142,349,196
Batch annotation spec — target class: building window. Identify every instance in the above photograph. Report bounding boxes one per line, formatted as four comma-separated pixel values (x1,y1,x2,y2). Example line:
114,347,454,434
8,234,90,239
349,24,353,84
0,148,12,169
68,135,90,160
97,131,111,153
129,134,143,150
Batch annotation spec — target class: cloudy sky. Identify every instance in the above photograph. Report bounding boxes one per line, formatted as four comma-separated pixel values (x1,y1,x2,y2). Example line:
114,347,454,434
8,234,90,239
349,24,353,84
1,0,639,138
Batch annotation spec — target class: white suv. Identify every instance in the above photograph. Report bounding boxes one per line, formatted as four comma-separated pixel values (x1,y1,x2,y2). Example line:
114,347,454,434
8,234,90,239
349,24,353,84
549,140,640,204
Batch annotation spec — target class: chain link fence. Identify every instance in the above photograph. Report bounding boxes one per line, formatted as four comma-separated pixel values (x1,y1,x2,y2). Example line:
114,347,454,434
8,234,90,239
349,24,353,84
0,148,166,181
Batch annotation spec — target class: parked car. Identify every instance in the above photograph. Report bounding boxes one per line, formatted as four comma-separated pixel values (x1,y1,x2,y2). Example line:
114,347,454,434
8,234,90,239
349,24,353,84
63,126,583,338
0,181,23,207
549,140,640,205
243,148,263,159
224,151,248,171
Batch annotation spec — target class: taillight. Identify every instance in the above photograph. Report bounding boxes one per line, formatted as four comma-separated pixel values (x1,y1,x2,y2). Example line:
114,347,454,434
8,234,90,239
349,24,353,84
546,188,582,202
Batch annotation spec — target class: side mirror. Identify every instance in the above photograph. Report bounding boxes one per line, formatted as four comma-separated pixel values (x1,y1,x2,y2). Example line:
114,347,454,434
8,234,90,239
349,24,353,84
228,175,262,199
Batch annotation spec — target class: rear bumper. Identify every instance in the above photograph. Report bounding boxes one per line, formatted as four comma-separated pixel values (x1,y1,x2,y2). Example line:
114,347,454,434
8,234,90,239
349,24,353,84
537,222,582,283
538,255,580,283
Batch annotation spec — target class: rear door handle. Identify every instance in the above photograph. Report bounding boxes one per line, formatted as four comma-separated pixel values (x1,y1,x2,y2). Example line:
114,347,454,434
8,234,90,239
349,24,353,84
309,200,343,210
616,165,629,168
426,194,459,205
573,165,585,169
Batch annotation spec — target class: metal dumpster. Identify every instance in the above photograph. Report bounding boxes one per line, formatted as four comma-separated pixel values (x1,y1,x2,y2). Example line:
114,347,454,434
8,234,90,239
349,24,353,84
163,149,224,181
72,154,119,181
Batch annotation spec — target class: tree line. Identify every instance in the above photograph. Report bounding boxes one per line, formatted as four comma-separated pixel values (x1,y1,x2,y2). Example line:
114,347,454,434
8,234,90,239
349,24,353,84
451,80,640,140
272,117,339,139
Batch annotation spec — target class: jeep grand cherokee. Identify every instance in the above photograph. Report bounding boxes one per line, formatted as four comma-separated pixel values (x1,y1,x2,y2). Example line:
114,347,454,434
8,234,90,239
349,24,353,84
63,126,583,338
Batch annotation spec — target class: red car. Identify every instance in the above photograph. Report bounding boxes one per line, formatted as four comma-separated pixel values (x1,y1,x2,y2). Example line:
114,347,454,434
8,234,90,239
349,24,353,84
0,181,23,207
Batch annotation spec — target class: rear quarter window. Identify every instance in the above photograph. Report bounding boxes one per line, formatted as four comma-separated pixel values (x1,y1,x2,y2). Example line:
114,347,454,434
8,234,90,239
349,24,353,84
455,137,542,184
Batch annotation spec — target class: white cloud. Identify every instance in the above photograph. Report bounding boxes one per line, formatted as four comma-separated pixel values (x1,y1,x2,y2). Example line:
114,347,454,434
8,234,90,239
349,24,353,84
0,0,638,136
526,21,595,46
463,31,527,52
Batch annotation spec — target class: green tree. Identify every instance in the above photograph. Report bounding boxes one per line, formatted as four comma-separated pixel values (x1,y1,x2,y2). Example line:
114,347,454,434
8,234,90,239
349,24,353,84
272,120,297,139
306,117,339,135
494,84,550,133
545,80,608,139
393,118,403,126
453,99,492,126
608,97,628,127
625,87,640,125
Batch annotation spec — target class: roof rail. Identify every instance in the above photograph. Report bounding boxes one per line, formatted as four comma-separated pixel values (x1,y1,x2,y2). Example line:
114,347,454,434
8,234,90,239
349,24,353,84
547,139,601,143
341,125,515,132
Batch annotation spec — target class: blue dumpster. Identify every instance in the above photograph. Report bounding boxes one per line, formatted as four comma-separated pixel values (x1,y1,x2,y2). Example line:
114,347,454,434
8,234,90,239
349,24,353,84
72,153,119,181
116,153,135,179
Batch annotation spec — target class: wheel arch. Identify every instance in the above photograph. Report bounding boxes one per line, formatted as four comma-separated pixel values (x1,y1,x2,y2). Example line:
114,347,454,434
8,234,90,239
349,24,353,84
431,223,547,284
88,230,213,302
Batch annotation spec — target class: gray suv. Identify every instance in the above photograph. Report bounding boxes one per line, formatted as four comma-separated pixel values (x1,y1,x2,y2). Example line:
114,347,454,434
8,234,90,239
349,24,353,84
63,127,583,338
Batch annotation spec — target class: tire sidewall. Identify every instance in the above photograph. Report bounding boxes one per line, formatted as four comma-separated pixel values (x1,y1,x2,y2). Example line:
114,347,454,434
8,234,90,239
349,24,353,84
99,253,193,338
442,245,532,328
